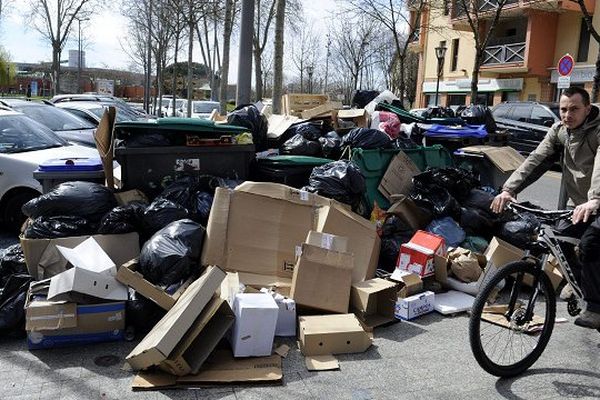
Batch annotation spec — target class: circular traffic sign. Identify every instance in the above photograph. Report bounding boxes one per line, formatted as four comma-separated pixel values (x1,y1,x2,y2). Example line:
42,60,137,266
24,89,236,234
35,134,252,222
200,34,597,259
558,54,574,77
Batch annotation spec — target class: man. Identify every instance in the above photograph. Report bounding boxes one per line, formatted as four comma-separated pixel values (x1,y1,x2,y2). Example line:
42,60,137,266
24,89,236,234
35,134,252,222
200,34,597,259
491,86,600,329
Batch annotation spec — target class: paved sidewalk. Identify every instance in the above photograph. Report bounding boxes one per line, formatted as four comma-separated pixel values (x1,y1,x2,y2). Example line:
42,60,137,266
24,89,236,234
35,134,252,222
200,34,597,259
2,302,599,400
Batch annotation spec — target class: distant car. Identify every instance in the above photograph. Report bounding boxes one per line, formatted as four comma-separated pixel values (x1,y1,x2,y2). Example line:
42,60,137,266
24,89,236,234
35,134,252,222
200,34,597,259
492,101,560,156
55,101,143,126
0,99,97,147
49,94,150,119
185,100,220,119
409,108,428,118
160,97,185,117
0,109,99,230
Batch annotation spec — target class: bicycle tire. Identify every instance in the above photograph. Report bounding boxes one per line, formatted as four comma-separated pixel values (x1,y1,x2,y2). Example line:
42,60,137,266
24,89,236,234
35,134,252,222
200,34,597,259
469,261,556,377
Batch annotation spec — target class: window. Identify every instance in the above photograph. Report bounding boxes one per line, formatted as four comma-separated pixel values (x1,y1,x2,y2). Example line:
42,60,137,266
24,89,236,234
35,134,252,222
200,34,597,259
450,39,459,71
447,94,466,106
492,104,512,119
438,40,447,71
530,107,557,126
512,105,532,122
577,18,591,63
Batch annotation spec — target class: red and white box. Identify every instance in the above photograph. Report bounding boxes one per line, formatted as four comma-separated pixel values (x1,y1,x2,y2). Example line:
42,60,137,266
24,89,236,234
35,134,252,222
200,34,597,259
396,231,446,277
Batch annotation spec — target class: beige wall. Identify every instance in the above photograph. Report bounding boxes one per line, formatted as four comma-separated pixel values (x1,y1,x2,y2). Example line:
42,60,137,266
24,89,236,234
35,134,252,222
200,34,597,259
554,12,584,64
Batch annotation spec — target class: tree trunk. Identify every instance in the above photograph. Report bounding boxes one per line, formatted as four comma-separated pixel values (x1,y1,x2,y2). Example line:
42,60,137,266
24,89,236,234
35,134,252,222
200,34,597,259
52,43,61,95
172,38,179,117
219,0,234,115
593,50,600,103
187,21,194,117
272,0,285,114
253,46,263,100
470,54,481,104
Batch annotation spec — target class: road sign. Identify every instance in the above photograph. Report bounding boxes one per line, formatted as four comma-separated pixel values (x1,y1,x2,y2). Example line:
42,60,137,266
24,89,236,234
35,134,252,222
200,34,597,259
557,54,575,77
558,76,571,89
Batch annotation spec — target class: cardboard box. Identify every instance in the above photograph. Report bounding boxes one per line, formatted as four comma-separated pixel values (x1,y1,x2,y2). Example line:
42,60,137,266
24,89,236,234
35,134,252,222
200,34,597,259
378,152,421,202
55,237,118,276
394,291,435,320
456,146,525,189
159,296,235,376
305,231,348,253
298,314,372,356
201,182,379,284
333,109,368,130
116,259,193,310
390,269,424,298
26,289,125,350
387,195,433,231
396,231,446,277
20,232,140,280
350,278,398,328
261,289,296,337
230,293,279,357
290,242,354,314
47,267,128,303
126,266,226,370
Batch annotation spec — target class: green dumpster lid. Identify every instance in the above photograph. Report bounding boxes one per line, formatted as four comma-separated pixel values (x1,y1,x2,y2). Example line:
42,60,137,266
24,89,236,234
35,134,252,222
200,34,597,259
114,117,247,133
376,102,426,123
258,155,332,166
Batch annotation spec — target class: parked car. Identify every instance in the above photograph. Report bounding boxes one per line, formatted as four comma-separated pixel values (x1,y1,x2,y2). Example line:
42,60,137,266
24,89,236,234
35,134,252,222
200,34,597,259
0,109,99,230
492,101,560,156
55,101,143,126
409,108,428,118
183,100,220,119
160,97,185,117
0,99,97,147
49,93,150,119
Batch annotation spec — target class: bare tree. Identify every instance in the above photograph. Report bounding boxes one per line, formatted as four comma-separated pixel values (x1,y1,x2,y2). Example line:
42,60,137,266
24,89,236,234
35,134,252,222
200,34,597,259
456,0,509,102
165,0,187,115
290,25,320,93
219,0,237,113
571,0,600,102
253,0,276,100
25,0,97,94
272,0,285,113
196,1,224,102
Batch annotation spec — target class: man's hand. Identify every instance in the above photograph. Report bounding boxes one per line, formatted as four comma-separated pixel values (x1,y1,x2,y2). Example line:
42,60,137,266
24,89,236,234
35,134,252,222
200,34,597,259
572,199,600,224
491,190,516,214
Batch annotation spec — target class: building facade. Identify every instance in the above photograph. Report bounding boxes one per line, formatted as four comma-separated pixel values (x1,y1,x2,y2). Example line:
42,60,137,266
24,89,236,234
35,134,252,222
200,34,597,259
412,0,598,108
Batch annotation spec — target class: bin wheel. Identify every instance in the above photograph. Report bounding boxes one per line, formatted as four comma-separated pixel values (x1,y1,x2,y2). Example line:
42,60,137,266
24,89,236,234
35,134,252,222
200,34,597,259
3,191,38,232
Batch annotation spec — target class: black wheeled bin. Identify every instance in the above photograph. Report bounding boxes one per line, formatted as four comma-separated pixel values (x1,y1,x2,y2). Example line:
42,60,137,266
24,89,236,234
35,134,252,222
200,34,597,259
252,155,332,188
34,157,105,193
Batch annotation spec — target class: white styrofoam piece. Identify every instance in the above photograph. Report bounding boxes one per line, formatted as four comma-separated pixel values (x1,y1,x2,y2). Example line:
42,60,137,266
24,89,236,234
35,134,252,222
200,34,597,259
433,290,475,315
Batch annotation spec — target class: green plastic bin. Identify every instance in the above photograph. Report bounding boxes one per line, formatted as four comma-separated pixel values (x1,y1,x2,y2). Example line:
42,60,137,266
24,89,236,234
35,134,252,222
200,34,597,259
350,145,453,212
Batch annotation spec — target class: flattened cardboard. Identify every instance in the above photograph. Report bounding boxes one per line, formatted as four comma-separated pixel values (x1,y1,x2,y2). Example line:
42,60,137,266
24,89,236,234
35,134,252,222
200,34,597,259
298,314,372,356
387,195,432,231
114,189,148,205
267,114,301,138
459,145,525,173
305,355,339,371
378,152,421,201
230,293,279,357
20,232,139,280
116,259,193,310
160,297,234,376
350,278,398,328
290,243,354,314
305,231,348,253
126,266,226,370
47,267,128,302
300,101,343,119
202,182,378,284
55,237,116,276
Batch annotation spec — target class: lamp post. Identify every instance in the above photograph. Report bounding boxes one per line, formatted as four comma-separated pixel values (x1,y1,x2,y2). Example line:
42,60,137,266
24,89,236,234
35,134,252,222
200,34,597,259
434,44,447,107
76,17,90,94
307,65,314,94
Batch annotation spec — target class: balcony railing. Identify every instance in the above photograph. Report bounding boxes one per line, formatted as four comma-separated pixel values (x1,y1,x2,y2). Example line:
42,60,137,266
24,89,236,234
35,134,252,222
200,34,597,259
482,42,526,65
453,0,520,18
479,0,519,12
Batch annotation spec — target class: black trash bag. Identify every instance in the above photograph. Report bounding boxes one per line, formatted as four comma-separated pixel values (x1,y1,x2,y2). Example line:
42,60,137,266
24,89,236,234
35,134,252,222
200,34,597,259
281,134,322,156
380,215,415,239
0,245,27,288
195,192,214,225
379,236,403,273
124,132,171,147
304,160,366,208
423,106,455,119
497,212,541,248
351,90,380,108
460,104,497,134
138,219,205,286
319,131,343,159
342,128,392,150
98,202,147,234
412,168,480,203
0,274,33,336
410,185,461,219
462,188,496,213
391,135,419,150
226,104,268,151
126,291,166,336
22,215,97,239
156,176,202,214
142,198,189,236
22,181,117,221
460,207,495,239
292,122,323,141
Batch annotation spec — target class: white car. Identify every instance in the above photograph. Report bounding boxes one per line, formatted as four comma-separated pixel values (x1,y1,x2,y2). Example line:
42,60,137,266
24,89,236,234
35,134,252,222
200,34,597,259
0,110,100,230
186,100,221,119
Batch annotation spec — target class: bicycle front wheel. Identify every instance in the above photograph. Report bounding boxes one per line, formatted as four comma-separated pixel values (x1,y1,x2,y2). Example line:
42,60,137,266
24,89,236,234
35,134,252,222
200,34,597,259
469,261,556,377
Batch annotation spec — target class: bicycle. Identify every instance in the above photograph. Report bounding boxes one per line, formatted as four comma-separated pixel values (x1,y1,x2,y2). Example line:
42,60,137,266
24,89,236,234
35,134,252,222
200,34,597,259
468,202,599,378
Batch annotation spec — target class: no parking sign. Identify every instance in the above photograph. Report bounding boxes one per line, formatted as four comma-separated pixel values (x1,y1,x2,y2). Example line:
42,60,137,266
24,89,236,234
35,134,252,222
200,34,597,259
557,54,574,89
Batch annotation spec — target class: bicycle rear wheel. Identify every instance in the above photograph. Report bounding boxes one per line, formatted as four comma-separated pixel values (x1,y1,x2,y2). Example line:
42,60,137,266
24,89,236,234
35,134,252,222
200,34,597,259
469,261,556,377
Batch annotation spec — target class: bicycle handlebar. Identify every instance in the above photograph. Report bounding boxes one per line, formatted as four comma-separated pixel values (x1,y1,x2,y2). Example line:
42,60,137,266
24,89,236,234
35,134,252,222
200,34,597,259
507,202,573,221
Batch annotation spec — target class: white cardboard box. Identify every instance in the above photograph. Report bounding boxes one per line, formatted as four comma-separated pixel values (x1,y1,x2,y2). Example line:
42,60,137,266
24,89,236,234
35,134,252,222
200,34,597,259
47,267,128,302
394,291,435,321
231,293,279,357
260,289,296,337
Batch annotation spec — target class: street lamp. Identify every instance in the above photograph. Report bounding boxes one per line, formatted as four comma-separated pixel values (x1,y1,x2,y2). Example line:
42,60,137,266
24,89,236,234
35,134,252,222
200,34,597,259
434,44,447,107
307,65,314,94
76,17,90,94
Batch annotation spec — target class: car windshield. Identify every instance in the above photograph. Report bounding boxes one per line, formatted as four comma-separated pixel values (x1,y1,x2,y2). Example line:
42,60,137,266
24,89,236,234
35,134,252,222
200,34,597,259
0,114,67,154
86,106,137,123
15,105,95,131
193,102,219,113
549,105,560,119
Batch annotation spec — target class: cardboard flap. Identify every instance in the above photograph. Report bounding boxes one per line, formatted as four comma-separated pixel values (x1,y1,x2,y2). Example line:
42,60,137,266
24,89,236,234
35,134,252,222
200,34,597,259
132,371,177,390
305,231,348,253
378,152,421,201
267,114,301,138
25,301,77,331
305,355,339,371
55,237,117,276
459,145,525,173
300,243,354,270
235,181,329,207
200,187,231,268
47,267,128,302
338,109,367,119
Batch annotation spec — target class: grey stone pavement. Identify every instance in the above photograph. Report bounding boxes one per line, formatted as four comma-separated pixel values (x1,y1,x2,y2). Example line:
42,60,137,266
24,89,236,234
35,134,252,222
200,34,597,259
1,172,599,400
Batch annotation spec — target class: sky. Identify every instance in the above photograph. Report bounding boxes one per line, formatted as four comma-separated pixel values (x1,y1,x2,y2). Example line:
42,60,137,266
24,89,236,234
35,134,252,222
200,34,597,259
1,0,337,82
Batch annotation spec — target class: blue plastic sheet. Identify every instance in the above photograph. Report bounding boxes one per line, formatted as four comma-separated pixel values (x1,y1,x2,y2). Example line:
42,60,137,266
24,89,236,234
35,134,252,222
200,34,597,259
425,124,488,138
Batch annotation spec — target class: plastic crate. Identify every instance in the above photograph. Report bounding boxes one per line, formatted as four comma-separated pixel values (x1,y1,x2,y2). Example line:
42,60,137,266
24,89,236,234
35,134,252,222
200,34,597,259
252,155,331,189
34,158,105,193
350,145,453,212
114,145,255,198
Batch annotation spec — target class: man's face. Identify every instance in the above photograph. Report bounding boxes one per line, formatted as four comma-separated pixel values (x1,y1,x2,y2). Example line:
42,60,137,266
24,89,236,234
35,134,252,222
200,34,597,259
559,93,591,129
